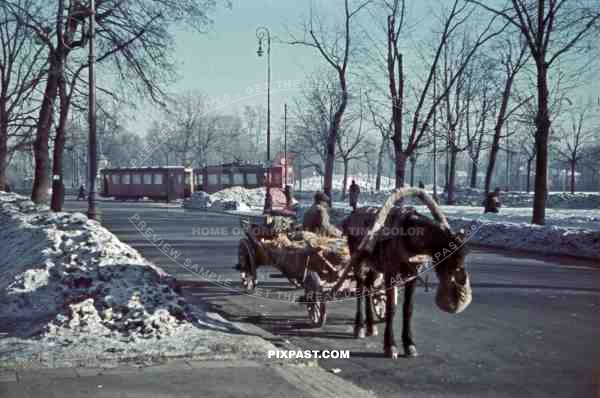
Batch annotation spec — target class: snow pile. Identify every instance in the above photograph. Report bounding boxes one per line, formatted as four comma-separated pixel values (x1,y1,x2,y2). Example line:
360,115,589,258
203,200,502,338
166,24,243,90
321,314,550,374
440,188,600,209
449,218,600,260
300,200,599,260
185,187,265,212
210,186,265,209
297,174,397,193
0,192,192,339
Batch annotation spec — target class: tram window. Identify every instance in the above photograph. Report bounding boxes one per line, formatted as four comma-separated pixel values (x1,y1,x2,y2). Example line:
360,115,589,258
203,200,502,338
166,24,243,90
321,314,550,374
143,174,152,184
111,174,120,184
177,175,183,184
233,173,244,185
184,174,190,184
208,174,218,185
153,173,163,184
122,174,131,184
195,174,203,185
132,174,141,184
246,173,257,184
221,174,231,185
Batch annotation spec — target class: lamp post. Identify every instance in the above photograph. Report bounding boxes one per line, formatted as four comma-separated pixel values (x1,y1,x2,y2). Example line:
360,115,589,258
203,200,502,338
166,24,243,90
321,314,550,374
256,26,271,162
256,26,272,213
87,0,97,220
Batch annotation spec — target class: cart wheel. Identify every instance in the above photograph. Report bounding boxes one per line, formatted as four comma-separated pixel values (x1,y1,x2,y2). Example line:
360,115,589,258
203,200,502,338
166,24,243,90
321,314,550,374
372,292,386,322
238,239,257,294
304,271,326,327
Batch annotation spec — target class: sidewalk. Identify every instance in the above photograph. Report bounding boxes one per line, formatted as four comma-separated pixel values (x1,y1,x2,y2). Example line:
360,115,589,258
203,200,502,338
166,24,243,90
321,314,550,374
0,359,375,398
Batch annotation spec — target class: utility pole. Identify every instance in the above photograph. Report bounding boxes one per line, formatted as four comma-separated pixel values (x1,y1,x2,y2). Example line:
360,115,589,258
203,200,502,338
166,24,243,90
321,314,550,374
432,67,438,201
284,103,288,186
87,0,97,220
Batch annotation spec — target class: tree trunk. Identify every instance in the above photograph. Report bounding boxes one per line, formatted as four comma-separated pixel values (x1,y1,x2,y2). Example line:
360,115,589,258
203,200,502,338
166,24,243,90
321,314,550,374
409,155,416,187
447,146,458,205
31,53,60,203
0,103,7,191
393,148,407,188
375,138,385,191
469,159,478,188
51,73,68,211
526,158,532,193
323,75,348,203
532,63,550,225
570,159,576,194
341,158,349,200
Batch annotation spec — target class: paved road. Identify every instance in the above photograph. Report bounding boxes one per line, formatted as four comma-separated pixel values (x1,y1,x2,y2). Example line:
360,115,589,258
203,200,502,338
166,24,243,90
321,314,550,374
65,200,600,398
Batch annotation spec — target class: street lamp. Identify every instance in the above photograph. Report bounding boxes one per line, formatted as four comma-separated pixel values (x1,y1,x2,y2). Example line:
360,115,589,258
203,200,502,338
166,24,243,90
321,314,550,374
87,0,97,220
256,26,272,213
255,26,271,162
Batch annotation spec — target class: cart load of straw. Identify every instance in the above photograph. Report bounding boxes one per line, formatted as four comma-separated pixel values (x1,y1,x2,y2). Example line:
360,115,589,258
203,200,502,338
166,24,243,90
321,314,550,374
262,231,350,283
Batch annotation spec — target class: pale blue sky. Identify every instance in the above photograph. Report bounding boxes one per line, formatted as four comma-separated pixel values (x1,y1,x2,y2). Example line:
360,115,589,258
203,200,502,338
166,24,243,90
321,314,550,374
122,0,600,136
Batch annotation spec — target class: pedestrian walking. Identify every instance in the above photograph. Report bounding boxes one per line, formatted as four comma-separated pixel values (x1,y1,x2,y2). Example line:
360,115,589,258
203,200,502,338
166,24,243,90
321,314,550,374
77,185,86,201
349,179,360,211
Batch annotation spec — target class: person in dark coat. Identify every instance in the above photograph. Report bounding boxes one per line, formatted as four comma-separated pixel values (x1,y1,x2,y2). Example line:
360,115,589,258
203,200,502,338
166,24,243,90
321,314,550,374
348,180,360,211
483,187,502,213
77,185,86,200
418,180,425,189
302,191,342,237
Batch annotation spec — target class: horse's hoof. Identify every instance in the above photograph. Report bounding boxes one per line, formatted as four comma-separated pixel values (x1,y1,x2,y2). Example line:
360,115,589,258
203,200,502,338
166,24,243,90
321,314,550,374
354,327,366,339
367,326,378,337
384,346,398,359
404,345,419,357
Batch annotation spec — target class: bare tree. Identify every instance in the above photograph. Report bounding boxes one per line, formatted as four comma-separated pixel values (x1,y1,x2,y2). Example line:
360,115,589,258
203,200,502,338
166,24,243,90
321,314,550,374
553,99,598,193
4,0,223,204
380,0,506,188
0,0,45,191
468,0,600,224
483,36,529,195
336,93,366,199
290,0,370,201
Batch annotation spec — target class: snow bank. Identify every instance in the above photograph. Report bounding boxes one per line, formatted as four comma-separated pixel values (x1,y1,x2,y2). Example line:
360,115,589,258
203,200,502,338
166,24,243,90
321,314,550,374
0,192,278,368
0,192,193,339
302,201,600,261
440,188,600,209
297,174,397,194
449,218,600,261
185,187,264,212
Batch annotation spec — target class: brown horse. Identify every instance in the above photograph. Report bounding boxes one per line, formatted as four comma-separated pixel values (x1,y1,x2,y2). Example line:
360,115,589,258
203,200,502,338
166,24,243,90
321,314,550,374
340,188,472,358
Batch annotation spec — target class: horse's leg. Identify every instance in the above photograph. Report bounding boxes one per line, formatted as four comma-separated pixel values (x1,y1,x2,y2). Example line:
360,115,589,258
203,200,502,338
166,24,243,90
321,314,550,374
365,269,378,336
383,268,398,358
354,265,366,339
402,278,419,357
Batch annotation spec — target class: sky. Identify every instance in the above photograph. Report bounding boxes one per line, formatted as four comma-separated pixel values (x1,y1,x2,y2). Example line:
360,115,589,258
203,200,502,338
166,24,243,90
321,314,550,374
125,0,330,134
122,0,600,139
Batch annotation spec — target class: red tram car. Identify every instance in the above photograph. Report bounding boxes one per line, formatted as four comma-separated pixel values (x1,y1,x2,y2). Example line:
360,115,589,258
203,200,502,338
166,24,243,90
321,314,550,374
193,152,296,194
100,166,194,200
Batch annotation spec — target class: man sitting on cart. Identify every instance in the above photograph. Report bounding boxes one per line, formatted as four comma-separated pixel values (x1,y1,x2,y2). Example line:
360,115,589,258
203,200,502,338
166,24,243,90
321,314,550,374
302,191,342,238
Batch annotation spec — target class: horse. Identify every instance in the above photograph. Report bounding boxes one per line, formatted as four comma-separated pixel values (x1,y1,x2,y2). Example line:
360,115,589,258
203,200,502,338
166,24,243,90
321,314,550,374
339,188,472,358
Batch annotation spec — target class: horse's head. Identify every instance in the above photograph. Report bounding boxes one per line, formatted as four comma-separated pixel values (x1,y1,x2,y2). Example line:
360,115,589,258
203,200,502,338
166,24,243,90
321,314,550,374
433,228,472,314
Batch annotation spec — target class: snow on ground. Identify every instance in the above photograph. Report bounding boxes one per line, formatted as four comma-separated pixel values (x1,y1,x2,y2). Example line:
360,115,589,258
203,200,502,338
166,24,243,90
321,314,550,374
185,187,264,212
439,187,600,209
0,192,276,369
298,174,397,193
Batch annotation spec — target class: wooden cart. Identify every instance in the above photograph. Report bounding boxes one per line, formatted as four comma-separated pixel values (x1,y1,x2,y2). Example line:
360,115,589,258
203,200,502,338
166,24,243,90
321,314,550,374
236,216,400,327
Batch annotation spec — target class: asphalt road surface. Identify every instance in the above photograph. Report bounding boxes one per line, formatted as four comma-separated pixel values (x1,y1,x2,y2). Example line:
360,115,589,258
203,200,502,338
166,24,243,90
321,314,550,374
65,199,600,398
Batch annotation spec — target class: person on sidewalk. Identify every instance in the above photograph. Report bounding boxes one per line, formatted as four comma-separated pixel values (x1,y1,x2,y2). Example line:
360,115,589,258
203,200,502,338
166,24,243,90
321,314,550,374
302,191,342,238
77,184,86,201
418,180,425,189
348,180,360,211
